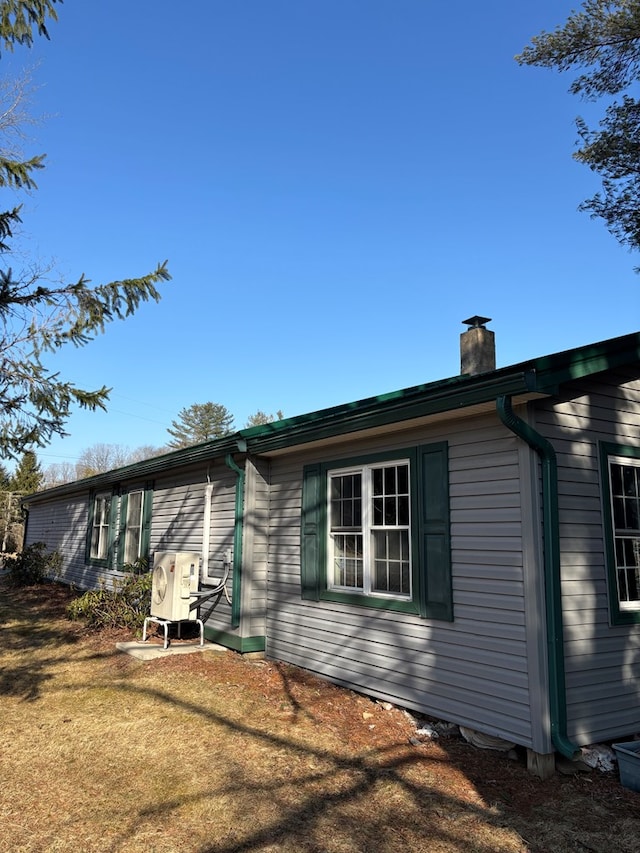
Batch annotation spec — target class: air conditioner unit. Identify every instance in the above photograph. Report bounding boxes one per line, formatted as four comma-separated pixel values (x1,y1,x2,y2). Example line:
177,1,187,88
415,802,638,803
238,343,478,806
151,551,200,621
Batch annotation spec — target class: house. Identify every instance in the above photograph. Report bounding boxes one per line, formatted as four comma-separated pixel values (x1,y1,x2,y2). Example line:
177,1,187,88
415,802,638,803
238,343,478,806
22,319,640,777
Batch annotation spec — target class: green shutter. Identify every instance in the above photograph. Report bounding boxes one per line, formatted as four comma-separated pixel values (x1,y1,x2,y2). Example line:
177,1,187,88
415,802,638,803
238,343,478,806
417,442,453,621
301,463,321,600
116,491,128,567
107,489,118,567
85,493,96,563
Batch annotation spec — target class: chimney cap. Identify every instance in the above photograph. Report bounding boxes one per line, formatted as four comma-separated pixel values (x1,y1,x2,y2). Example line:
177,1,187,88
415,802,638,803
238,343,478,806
462,315,492,329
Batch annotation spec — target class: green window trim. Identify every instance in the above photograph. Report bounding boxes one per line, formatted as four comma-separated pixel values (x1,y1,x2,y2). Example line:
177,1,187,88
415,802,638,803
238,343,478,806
600,441,640,626
301,442,453,620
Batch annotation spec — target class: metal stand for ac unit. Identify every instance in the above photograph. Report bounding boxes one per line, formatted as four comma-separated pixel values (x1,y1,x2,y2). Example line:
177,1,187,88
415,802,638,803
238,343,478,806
142,615,205,650
142,583,229,650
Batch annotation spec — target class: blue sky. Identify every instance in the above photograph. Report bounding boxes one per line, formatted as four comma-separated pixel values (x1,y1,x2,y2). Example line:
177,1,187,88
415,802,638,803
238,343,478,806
5,0,639,469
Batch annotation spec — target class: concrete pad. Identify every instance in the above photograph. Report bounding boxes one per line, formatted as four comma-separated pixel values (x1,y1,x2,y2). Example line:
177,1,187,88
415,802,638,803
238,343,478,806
116,640,227,661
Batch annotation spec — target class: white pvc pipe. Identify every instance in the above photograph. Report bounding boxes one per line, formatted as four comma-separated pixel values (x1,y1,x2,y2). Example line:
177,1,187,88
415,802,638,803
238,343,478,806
201,481,213,585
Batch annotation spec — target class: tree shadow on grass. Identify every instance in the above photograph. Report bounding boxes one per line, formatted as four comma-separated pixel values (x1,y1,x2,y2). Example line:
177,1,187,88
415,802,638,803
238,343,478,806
104,680,530,853
98,665,640,853
7,584,634,852
0,581,124,701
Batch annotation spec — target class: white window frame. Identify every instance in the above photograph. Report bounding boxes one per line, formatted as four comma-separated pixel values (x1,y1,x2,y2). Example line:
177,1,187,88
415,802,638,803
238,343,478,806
90,492,112,561
326,459,412,600
123,488,144,565
608,454,640,612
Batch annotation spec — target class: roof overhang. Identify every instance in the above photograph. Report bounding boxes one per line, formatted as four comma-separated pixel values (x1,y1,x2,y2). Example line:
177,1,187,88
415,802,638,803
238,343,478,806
23,329,640,505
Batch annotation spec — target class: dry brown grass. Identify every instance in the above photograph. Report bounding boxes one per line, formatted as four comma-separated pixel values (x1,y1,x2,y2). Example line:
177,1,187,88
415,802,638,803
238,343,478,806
1,581,639,853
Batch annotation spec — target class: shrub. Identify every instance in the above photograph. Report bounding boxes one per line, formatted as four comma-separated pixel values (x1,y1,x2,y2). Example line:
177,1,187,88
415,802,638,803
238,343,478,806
67,570,153,633
4,542,62,586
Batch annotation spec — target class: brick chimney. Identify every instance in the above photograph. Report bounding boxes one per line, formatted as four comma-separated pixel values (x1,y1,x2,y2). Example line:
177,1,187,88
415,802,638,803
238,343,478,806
460,316,495,375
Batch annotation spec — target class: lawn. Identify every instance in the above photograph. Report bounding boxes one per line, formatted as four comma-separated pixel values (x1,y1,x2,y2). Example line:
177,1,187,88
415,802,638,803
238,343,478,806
1,581,639,853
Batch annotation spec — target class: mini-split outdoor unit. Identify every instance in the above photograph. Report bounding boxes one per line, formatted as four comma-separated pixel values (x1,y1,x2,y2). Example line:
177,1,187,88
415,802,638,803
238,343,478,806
150,551,200,622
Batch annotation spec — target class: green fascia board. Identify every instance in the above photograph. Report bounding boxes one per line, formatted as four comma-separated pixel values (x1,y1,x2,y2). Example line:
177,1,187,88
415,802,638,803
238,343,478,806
242,370,538,453
529,332,640,391
22,436,242,503
23,330,640,505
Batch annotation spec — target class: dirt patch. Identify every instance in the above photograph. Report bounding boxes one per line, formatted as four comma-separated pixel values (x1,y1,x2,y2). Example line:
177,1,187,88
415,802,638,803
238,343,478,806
1,582,639,853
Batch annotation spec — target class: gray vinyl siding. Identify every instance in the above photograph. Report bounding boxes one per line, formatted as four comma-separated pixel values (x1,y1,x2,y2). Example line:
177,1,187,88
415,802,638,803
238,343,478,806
24,495,92,587
23,461,244,638
265,410,548,750
149,464,237,635
534,369,640,745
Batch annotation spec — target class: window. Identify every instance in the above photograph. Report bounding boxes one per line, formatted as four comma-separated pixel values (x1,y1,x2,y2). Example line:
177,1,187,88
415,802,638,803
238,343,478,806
86,483,153,569
301,443,452,620
601,443,640,624
123,489,144,565
329,462,411,598
90,493,113,562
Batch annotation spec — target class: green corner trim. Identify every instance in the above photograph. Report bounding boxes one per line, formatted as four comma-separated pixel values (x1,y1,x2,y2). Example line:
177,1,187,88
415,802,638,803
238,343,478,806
204,627,265,653
225,454,245,630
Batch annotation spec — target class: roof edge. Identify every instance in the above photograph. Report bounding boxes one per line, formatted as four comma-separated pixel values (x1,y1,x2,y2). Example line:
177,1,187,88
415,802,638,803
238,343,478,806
24,329,640,503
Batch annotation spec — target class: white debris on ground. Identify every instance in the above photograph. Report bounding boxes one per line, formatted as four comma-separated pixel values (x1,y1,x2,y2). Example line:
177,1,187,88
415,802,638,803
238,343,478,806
375,697,631,776
580,744,617,772
400,709,442,740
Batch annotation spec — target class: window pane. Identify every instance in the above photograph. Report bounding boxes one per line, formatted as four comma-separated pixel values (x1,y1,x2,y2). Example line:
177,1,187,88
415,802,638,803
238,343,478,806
371,530,410,595
613,495,626,529
626,498,640,531
124,529,141,565
398,495,409,525
127,491,143,527
384,496,396,525
332,533,363,588
611,463,623,496
90,525,101,559
397,464,409,495
330,474,362,529
373,496,383,526
615,536,640,603
384,466,396,495
610,459,640,529
371,464,410,529
628,565,640,602
624,467,638,497
99,496,111,525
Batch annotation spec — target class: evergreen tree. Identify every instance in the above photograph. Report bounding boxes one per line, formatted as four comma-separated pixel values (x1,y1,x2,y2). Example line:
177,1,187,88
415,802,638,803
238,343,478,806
517,1,640,262
0,0,171,458
0,2,61,54
167,403,234,448
245,409,284,428
10,449,42,494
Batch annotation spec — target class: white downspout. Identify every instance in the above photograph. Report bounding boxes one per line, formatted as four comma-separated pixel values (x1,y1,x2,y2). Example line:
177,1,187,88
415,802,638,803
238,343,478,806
201,480,213,585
